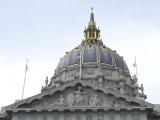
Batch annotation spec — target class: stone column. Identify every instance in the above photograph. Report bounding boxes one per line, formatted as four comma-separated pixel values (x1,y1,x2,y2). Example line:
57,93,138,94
93,113,97,120
37,113,43,120
104,112,109,120
141,112,147,120
127,112,132,120
12,114,18,120
82,112,86,120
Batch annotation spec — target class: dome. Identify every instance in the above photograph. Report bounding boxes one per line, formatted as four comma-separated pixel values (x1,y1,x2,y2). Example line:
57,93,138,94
54,9,130,82
53,37,131,85
57,43,129,72
52,9,131,84
41,8,146,101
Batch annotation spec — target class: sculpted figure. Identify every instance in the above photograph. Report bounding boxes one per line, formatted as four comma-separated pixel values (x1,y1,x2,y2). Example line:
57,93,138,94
54,94,66,106
74,86,84,106
113,100,120,107
140,84,144,93
98,78,103,87
89,94,101,106
134,87,139,98
59,95,66,106
45,76,48,87
132,74,137,85
66,93,74,106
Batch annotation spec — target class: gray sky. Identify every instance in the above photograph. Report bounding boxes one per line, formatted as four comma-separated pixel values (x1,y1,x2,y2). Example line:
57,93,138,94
0,0,160,108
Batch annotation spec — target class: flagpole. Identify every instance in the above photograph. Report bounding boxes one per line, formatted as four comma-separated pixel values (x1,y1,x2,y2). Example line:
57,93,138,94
22,59,28,100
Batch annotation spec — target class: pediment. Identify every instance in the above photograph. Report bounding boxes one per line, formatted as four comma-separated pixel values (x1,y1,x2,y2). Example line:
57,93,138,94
5,81,153,111
16,86,146,109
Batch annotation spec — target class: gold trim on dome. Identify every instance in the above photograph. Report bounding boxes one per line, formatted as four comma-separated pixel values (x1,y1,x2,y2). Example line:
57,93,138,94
67,64,79,69
65,49,72,67
109,49,116,67
83,61,99,64
80,45,85,64
96,45,100,63
100,63,115,67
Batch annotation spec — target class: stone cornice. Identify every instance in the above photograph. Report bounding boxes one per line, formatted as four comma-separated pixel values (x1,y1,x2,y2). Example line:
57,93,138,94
6,106,153,113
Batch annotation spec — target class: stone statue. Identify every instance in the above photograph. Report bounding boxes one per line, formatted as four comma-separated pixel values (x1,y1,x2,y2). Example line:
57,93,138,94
89,94,101,106
59,95,66,106
98,78,103,87
140,84,144,93
113,100,120,107
139,84,147,100
74,86,84,106
132,74,137,84
134,87,140,98
54,94,66,106
45,76,49,87
66,93,74,106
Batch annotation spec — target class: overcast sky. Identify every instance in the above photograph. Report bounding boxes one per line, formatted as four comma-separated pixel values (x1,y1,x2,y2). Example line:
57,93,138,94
0,0,160,109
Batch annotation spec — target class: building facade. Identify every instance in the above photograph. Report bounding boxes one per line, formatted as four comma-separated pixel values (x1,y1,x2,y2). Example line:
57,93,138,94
0,9,160,120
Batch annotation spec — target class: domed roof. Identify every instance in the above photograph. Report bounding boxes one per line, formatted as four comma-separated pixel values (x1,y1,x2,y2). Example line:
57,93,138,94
50,8,131,86
57,43,129,72
41,8,147,101
56,9,129,74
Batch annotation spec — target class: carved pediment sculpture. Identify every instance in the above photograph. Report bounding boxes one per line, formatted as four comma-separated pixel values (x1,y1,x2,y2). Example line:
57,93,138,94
88,94,102,106
8,81,153,110
53,95,67,106
55,86,102,107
